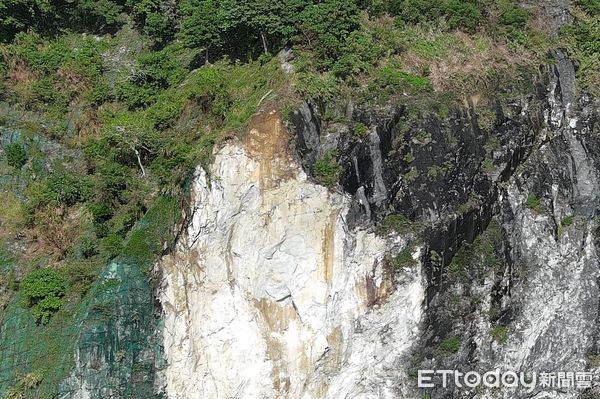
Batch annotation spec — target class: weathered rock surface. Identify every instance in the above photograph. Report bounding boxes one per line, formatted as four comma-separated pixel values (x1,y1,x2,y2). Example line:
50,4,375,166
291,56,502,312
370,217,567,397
157,107,423,398
158,51,600,398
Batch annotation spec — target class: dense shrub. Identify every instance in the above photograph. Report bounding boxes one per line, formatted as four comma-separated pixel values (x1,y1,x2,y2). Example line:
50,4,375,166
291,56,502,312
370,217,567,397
578,0,600,13
29,172,89,208
314,150,341,188
387,0,444,24
445,0,482,31
491,326,508,343
0,0,124,41
20,268,67,324
5,143,27,168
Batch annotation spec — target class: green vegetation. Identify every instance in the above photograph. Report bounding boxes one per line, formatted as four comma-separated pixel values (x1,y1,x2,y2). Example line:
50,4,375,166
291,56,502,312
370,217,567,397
526,194,542,213
20,268,67,324
4,142,27,168
558,215,575,236
314,150,341,188
560,1,600,95
378,214,420,235
4,371,43,399
404,168,418,183
121,196,180,265
482,158,495,173
403,152,415,163
561,215,574,227
353,122,368,139
388,247,417,271
448,220,502,281
427,165,443,179
491,326,508,344
437,336,461,355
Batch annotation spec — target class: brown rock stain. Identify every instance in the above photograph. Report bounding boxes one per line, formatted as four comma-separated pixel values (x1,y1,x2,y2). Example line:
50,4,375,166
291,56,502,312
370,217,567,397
254,298,298,333
321,211,338,284
365,258,395,308
160,247,204,318
244,105,296,190
308,327,344,398
325,327,343,369
253,298,305,398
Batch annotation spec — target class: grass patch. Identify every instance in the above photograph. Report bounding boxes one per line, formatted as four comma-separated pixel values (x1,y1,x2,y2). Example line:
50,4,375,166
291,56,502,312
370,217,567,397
437,336,461,356
448,220,502,281
482,158,495,173
314,150,341,188
404,167,417,183
561,215,574,227
558,215,575,236
403,152,415,163
353,122,369,139
388,247,417,270
378,214,421,235
427,165,443,179
491,326,508,344
526,194,542,213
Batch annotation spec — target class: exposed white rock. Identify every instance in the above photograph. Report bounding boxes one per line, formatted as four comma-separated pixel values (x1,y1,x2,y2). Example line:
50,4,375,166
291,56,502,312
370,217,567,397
157,109,424,399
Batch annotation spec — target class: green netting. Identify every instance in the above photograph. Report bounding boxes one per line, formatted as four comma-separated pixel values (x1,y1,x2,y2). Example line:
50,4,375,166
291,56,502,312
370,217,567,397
0,196,178,398
56,260,163,399
0,293,78,398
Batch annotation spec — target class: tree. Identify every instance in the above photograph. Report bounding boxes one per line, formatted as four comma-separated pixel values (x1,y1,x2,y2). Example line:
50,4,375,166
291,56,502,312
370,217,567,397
128,0,177,43
298,0,361,64
238,0,304,53
179,0,232,62
0,0,125,41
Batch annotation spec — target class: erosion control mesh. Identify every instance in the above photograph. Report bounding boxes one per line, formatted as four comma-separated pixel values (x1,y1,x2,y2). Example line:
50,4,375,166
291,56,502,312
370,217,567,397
0,260,162,399
0,196,178,398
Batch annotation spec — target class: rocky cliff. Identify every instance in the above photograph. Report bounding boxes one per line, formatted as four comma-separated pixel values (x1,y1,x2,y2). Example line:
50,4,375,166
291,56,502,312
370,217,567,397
0,1,598,397
154,49,600,398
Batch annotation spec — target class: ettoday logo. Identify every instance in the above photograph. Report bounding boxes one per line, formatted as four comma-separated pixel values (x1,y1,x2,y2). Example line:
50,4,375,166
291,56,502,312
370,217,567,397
418,369,595,392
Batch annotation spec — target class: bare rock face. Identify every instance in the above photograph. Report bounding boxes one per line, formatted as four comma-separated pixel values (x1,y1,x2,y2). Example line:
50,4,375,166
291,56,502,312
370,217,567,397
156,107,424,399
155,50,600,397
156,47,600,398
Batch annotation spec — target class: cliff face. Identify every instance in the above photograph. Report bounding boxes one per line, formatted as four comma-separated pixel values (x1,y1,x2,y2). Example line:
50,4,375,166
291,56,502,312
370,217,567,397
156,107,423,398
155,51,600,398
0,1,598,398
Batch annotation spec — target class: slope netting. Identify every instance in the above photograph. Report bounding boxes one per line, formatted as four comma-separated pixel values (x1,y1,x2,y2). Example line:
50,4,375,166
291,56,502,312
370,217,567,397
0,196,178,398
0,260,163,399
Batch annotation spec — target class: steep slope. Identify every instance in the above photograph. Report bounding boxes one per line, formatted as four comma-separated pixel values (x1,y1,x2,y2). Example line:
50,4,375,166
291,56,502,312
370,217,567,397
157,107,423,398
156,51,599,398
